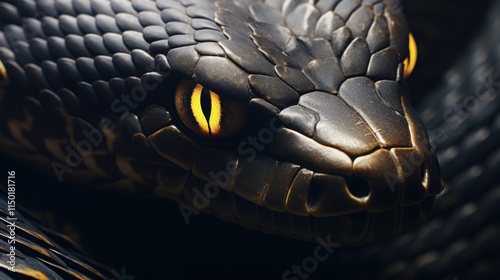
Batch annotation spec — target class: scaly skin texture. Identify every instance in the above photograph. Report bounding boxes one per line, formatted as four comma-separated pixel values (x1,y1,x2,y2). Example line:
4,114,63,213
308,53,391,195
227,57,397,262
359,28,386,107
0,0,498,279
0,196,114,279
331,1,500,279
0,0,444,247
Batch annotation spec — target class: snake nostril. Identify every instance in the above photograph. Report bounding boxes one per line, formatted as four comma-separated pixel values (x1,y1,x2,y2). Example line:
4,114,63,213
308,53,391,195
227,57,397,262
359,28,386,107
307,181,322,209
307,174,366,215
345,175,371,198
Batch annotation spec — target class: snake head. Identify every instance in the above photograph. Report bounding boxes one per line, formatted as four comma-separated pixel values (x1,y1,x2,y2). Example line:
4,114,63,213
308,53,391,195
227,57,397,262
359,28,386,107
153,0,445,245
0,0,444,246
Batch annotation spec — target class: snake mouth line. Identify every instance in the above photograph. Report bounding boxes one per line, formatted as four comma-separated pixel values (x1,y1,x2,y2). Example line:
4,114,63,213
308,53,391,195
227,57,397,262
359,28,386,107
180,133,442,218
273,148,440,213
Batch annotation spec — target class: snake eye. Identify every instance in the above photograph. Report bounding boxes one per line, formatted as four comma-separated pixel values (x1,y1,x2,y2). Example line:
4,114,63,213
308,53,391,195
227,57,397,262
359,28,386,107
174,80,249,139
403,33,418,78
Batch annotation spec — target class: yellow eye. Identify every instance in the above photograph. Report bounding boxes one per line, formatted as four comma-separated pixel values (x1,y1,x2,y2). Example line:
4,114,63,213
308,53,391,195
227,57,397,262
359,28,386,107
190,83,222,135
403,33,418,78
174,80,249,139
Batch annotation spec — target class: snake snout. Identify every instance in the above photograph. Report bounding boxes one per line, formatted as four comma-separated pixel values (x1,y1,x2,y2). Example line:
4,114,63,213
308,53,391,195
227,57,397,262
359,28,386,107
303,147,442,215
301,149,444,245
264,84,444,242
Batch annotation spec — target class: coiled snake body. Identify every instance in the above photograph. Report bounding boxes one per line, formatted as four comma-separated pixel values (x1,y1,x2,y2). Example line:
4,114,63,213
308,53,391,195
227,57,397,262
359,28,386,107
0,0,498,279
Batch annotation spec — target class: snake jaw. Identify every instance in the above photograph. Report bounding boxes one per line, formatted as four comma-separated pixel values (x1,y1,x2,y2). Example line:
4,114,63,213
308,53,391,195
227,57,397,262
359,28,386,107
149,0,443,244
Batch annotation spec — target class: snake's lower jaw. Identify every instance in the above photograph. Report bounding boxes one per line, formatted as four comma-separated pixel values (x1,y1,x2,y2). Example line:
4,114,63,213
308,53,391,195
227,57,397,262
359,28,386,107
263,139,443,245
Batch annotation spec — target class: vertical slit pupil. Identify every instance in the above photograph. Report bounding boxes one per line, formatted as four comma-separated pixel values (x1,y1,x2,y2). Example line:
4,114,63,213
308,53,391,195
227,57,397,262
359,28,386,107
200,87,212,133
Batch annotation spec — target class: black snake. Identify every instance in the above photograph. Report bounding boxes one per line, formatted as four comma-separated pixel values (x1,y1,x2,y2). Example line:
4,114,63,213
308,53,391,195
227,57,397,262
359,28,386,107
0,0,498,279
